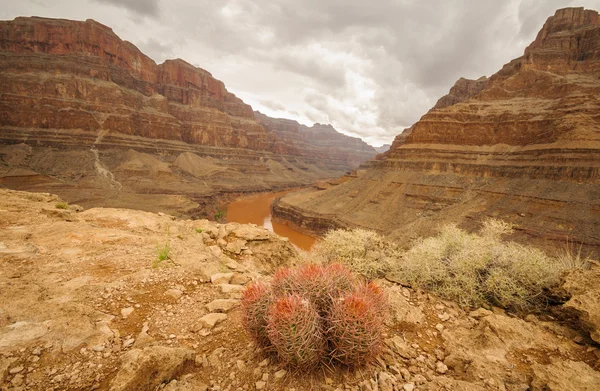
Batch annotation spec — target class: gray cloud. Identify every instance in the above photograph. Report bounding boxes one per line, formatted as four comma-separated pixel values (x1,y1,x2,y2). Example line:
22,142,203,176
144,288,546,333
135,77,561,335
3,0,599,145
93,0,159,17
136,37,174,63
259,99,286,112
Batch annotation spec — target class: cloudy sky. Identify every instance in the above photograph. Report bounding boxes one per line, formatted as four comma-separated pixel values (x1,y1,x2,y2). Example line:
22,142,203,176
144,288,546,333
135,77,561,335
2,0,599,146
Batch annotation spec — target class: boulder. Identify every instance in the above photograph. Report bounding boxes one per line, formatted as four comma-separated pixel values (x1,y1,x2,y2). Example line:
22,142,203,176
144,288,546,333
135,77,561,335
205,299,239,313
109,346,194,391
562,261,600,343
210,273,234,285
531,359,600,391
199,313,228,329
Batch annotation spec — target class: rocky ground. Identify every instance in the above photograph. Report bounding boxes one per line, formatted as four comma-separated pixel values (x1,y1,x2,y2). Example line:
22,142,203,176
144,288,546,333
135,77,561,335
1,189,599,391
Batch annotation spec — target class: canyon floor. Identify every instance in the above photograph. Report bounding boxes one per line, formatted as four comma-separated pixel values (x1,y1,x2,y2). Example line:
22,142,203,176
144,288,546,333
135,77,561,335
1,189,600,391
0,141,345,220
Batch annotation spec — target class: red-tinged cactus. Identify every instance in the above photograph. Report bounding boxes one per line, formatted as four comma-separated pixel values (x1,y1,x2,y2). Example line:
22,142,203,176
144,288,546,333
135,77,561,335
241,264,387,369
241,281,273,347
292,264,333,312
328,290,386,366
267,295,326,367
272,267,294,296
356,281,388,315
325,263,359,298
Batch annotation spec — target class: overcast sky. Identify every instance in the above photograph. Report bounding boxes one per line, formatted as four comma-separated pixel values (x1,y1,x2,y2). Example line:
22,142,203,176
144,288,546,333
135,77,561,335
1,0,599,146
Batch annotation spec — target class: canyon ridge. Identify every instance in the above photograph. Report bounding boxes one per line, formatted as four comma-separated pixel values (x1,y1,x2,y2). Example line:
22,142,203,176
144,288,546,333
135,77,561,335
273,7,600,255
0,16,376,218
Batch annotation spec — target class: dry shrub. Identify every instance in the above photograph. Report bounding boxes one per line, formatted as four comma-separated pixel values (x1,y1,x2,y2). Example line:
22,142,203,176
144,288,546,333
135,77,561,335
395,219,563,310
242,263,388,368
312,228,399,279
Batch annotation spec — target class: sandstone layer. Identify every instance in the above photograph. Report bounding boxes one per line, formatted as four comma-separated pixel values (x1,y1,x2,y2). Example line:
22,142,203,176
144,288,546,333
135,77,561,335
0,17,376,217
273,7,600,254
1,189,599,390
254,111,377,169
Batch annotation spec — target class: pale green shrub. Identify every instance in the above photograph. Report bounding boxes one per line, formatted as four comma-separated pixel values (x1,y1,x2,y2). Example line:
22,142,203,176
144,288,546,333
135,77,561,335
311,228,399,279
395,220,563,310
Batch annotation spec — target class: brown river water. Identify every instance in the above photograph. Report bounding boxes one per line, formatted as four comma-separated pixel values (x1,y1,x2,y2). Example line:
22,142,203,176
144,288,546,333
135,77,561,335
226,190,316,251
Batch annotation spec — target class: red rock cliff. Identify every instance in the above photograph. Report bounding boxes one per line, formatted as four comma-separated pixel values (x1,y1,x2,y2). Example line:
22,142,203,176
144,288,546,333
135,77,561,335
255,112,377,169
0,16,374,167
273,7,600,254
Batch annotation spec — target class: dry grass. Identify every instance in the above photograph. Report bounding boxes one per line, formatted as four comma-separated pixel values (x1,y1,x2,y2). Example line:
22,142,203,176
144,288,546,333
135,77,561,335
391,219,564,310
555,240,592,270
311,228,400,279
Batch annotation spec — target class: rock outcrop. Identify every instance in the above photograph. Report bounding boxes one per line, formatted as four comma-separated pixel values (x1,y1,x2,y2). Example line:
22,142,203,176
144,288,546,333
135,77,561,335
0,17,376,216
432,76,488,110
273,7,600,254
562,261,600,344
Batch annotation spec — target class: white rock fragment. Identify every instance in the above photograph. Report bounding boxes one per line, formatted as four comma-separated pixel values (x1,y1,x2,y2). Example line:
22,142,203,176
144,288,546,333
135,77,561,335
199,313,227,329
205,299,239,313
210,273,234,285
436,361,448,374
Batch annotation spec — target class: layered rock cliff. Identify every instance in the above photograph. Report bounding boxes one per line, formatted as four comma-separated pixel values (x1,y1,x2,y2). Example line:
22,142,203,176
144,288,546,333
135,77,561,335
255,111,377,169
0,17,376,216
273,7,600,254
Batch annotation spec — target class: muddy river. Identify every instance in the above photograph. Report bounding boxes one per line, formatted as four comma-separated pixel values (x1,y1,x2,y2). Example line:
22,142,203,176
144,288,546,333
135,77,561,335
226,190,316,251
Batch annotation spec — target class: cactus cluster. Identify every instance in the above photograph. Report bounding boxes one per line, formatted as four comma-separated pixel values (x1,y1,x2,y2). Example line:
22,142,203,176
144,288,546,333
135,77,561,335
242,263,388,368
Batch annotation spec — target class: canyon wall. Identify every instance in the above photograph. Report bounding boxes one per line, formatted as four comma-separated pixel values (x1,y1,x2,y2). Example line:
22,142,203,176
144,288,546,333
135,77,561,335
0,17,376,216
255,112,377,169
273,7,600,254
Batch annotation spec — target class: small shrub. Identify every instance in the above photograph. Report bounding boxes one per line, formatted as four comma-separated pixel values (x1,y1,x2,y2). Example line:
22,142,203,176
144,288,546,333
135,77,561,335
214,210,226,222
312,228,399,279
55,202,68,209
394,219,563,310
153,242,170,268
241,264,388,368
195,228,203,234
267,295,325,367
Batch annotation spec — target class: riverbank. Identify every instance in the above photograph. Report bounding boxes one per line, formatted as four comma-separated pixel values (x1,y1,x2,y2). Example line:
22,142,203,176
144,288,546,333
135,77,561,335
226,189,317,251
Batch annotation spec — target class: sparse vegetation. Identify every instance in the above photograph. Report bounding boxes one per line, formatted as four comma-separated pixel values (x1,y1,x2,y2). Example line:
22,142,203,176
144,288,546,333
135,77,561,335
392,219,563,310
242,263,388,368
153,242,170,268
214,210,226,222
556,240,592,270
195,228,203,234
55,202,68,209
311,228,399,279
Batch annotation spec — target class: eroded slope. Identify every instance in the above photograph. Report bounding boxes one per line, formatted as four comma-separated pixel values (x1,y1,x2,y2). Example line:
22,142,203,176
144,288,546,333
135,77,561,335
273,7,600,254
